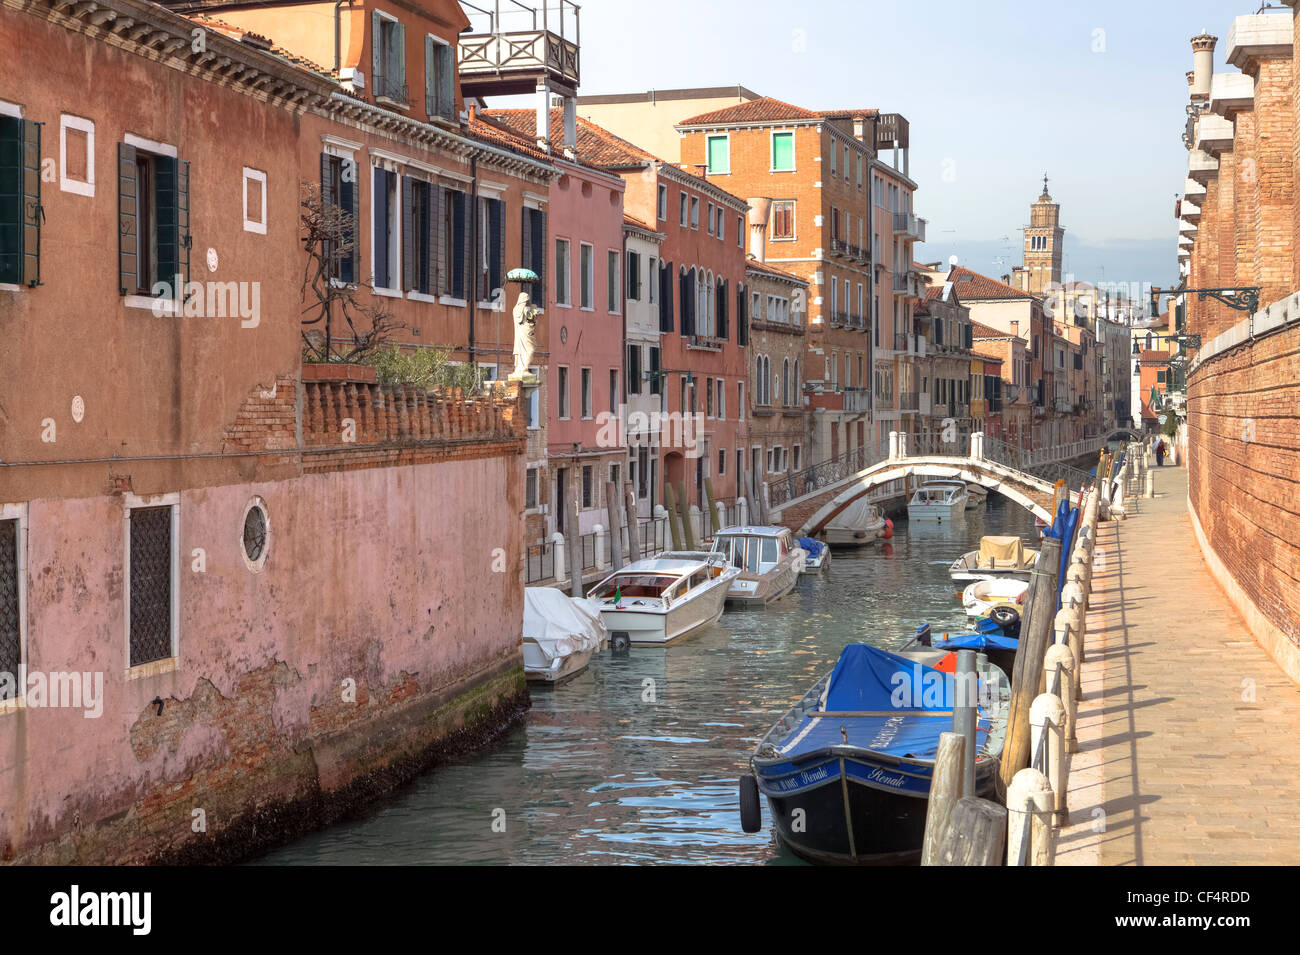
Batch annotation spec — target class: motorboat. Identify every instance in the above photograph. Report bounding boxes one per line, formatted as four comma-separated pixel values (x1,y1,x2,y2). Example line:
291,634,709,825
964,484,988,509
949,535,1038,584
740,641,1010,864
824,498,892,546
907,482,968,523
585,552,739,646
795,536,831,574
906,622,1018,685
962,577,1029,621
710,526,801,607
522,587,607,684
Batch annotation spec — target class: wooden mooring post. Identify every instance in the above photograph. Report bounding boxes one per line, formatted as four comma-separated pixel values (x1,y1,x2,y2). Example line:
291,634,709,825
605,481,624,572
623,482,640,563
676,482,697,549
664,483,683,551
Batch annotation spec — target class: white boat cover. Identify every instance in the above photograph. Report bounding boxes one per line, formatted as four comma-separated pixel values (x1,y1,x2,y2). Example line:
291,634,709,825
825,497,882,531
978,536,1024,567
523,588,607,662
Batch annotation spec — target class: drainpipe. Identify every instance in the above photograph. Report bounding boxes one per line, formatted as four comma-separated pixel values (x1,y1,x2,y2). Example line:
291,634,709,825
469,153,478,369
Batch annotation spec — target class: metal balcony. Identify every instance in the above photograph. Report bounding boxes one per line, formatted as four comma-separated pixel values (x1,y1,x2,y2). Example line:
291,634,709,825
892,212,926,242
458,0,581,98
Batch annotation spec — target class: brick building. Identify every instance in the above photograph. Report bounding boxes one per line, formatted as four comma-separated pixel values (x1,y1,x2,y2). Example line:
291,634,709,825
1175,6,1300,684
744,258,810,488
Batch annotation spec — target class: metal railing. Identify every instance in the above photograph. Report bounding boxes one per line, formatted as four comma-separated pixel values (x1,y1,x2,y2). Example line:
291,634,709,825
983,436,1098,491
525,540,555,584
767,443,887,508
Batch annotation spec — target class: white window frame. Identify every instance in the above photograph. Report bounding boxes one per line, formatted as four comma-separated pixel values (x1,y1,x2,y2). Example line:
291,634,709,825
657,183,668,220
690,196,700,230
242,166,267,235
59,114,95,197
557,365,571,420
369,157,402,296
716,377,726,420
554,237,571,306
122,492,181,679
607,249,620,314
581,366,593,420
0,502,28,715
579,241,594,310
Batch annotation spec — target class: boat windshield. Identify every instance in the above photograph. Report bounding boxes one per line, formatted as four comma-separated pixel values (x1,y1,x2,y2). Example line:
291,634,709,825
589,574,679,599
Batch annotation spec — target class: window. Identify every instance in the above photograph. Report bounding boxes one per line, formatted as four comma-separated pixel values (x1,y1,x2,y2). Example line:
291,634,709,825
476,195,505,303
830,143,836,176
242,166,267,235
772,131,795,171
127,502,177,668
738,381,745,420
0,513,23,701
118,139,189,299
60,114,95,198
627,343,642,395
857,156,863,187
626,250,640,301
690,196,700,230
793,445,801,470
372,12,407,103
521,205,546,303
648,346,661,395
737,215,743,247
581,367,593,419
438,185,470,299
607,249,620,312
526,467,539,509
0,114,42,287
706,377,714,417
706,202,714,236
554,238,571,305
525,376,540,427
400,177,435,295
557,366,570,419
372,165,398,291
772,200,794,239
580,242,594,309
717,377,726,419
582,466,594,509
679,191,688,225
717,210,725,243
648,256,657,305
425,34,455,121
844,145,850,178
657,183,668,220
718,449,726,475
609,368,619,413
707,134,730,174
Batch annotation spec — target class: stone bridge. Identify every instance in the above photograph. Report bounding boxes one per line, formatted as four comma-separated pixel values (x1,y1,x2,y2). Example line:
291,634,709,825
768,432,1099,536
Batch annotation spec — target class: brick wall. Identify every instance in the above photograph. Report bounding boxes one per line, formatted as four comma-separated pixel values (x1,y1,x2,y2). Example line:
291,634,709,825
1252,55,1296,305
1187,324,1300,648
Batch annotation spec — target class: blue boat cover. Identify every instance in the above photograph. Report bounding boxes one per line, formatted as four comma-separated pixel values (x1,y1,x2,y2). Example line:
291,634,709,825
823,644,959,712
796,537,826,559
929,631,1019,652
1042,499,1080,612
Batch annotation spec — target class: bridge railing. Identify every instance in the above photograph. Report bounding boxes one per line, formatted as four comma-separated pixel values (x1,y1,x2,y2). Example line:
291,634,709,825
767,443,888,508
909,432,970,457
983,436,1098,492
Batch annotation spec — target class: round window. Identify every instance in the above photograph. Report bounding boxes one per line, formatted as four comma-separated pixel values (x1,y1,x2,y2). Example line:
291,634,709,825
240,499,270,571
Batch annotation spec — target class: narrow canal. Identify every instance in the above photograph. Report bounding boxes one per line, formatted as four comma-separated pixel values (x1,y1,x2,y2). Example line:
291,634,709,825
257,495,1039,865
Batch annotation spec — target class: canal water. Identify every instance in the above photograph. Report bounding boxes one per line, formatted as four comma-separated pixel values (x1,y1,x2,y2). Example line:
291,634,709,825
257,494,1039,865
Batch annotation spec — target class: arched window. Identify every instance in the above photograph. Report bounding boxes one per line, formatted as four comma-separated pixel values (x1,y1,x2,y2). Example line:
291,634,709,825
782,358,790,406
793,359,800,399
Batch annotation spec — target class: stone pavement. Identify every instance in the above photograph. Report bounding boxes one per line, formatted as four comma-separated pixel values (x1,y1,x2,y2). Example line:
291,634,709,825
1056,464,1300,865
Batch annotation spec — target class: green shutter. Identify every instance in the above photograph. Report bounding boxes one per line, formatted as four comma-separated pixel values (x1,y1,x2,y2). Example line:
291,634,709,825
450,190,465,299
401,175,416,291
772,132,794,171
707,136,728,174
155,156,190,300
427,182,441,294
395,23,406,101
18,120,42,287
117,142,138,295
371,11,383,97
425,35,435,117
438,44,454,118
342,160,359,284
0,117,23,285
489,197,503,301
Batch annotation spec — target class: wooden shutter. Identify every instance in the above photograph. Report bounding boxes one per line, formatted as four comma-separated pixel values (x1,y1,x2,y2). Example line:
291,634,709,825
532,208,545,304
0,118,31,286
438,44,454,118
344,160,359,284
425,35,435,117
401,175,416,291
489,197,504,302
660,261,673,332
718,278,728,341
450,190,466,299
395,23,406,101
737,282,748,346
426,182,440,295
117,142,138,295
18,120,41,288
521,207,532,302
371,11,384,97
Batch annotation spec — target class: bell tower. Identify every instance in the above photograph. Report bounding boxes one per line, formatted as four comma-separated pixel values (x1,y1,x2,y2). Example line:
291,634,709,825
1022,174,1064,295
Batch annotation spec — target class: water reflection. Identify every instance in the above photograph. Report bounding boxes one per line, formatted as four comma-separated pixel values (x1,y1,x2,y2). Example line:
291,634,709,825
255,496,1038,865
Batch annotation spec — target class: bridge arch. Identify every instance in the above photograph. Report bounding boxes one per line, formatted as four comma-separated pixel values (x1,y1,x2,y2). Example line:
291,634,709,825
1102,428,1143,447
786,459,1057,536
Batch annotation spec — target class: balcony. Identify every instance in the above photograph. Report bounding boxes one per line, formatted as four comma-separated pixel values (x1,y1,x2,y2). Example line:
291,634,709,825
373,78,409,107
898,391,920,412
458,0,581,99
893,212,927,243
892,270,923,298
842,388,871,412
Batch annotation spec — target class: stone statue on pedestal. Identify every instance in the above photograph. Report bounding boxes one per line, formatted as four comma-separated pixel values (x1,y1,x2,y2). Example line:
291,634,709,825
509,291,541,382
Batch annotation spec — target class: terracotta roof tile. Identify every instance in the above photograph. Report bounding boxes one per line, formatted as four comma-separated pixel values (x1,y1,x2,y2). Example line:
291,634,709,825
184,14,335,77
971,320,1013,338
947,265,1039,301
678,96,821,127
745,257,807,283
466,109,554,163
482,109,661,168
817,108,880,120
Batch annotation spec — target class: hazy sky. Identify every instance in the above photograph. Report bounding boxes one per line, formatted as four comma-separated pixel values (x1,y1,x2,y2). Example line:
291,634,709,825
477,0,1261,290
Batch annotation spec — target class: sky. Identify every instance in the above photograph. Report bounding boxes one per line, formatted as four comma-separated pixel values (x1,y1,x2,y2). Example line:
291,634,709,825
475,0,1267,292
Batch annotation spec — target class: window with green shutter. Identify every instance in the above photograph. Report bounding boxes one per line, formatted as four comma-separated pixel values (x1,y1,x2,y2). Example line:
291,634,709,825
373,14,406,103
772,132,794,172
0,117,43,287
706,135,729,174
425,35,455,121
118,143,189,298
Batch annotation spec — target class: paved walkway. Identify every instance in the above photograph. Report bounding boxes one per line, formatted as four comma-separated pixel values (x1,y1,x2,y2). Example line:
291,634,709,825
1057,465,1300,865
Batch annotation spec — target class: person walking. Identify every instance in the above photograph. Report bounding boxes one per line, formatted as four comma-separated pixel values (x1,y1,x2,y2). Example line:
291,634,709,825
1155,437,1166,467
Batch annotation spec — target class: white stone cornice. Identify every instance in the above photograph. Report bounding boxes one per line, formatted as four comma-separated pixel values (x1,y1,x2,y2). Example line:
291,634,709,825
1210,72,1254,117
1226,13,1293,70
1195,114,1235,154
1189,148,1219,184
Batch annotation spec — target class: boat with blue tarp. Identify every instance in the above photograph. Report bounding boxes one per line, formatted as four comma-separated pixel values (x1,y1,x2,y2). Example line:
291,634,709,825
795,536,831,573
740,641,1010,864
908,621,1019,677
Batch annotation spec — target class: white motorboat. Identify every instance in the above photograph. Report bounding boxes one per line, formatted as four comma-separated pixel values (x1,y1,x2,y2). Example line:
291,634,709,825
824,498,891,546
522,587,607,683
710,525,801,607
964,484,988,509
907,482,968,522
585,552,740,646
962,577,1030,618
949,535,1038,584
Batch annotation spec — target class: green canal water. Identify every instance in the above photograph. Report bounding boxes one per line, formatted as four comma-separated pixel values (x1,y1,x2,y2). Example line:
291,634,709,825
256,495,1039,865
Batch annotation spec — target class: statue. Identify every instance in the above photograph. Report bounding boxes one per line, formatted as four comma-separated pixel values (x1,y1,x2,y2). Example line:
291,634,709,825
509,291,541,382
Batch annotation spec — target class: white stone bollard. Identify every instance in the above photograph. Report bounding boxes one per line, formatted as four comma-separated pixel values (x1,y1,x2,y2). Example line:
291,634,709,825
1061,580,1086,611
1145,470,1155,498
715,500,727,531
1030,693,1068,827
737,496,749,527
1007,768,1055,866
593,523,606,570
1044,643,1078,753
889,431,899,461
551,531,567,583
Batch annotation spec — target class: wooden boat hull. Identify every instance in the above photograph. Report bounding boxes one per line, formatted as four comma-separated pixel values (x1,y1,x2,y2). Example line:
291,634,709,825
757,748,1002,865
726,557,799,607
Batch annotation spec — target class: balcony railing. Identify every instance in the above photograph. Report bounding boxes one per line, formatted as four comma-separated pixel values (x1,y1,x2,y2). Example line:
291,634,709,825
898,391,920,412
842,387,871,412
893,212,927,243
374,77,409,105
458,0,582,96
767,443,886,508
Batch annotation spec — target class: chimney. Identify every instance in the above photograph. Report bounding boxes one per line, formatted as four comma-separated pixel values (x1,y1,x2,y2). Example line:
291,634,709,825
1185,70,1195,102
1191,33,1217,101
1001,274,1011,285
1010,320,1020,337
748,197,773,262
562,96,577,159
